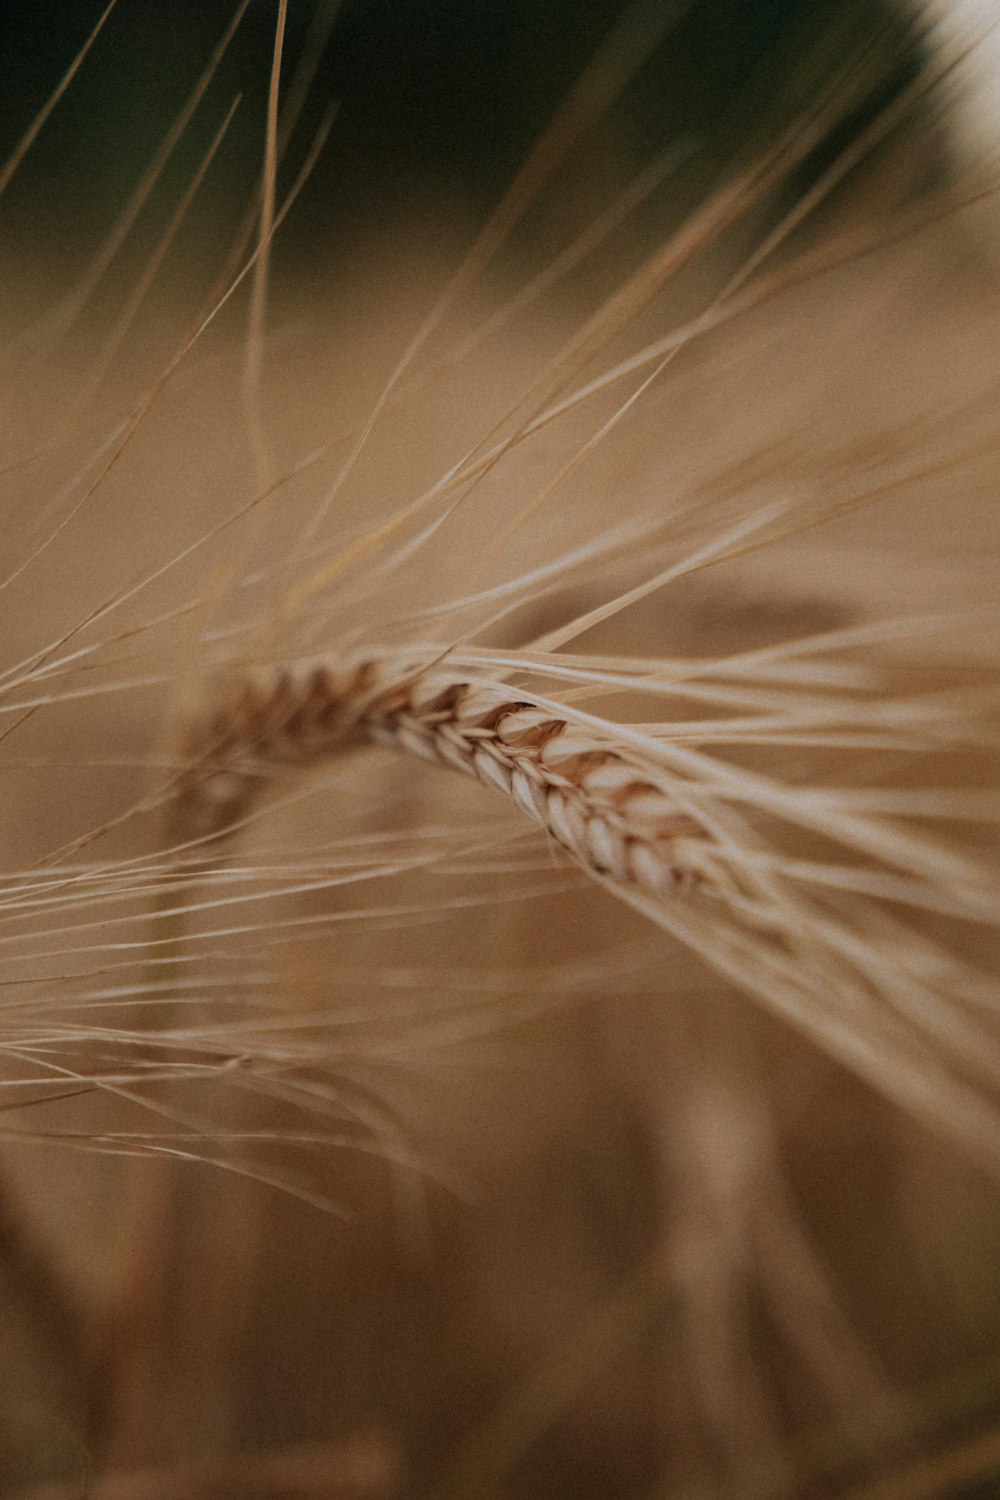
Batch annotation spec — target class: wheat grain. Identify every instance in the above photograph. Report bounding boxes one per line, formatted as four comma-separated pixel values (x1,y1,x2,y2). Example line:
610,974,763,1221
171,657,705,898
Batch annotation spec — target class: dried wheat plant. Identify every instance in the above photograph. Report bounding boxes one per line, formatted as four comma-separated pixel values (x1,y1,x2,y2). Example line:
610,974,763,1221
1,2,1000,1498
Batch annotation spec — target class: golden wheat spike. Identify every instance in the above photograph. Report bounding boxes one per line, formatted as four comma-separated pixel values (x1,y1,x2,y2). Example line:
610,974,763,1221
172,659,703,896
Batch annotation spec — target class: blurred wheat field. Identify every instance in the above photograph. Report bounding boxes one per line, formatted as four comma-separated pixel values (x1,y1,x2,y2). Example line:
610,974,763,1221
0,2,999,1497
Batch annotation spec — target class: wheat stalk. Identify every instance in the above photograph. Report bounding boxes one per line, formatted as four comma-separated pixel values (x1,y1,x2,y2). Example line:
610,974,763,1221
171,657,705,898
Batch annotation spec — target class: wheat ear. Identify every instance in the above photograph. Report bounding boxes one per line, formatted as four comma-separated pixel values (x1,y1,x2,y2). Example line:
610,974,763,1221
170,658,703,895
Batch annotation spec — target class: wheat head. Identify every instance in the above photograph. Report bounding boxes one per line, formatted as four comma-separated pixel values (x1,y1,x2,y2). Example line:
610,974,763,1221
171,657,704,898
